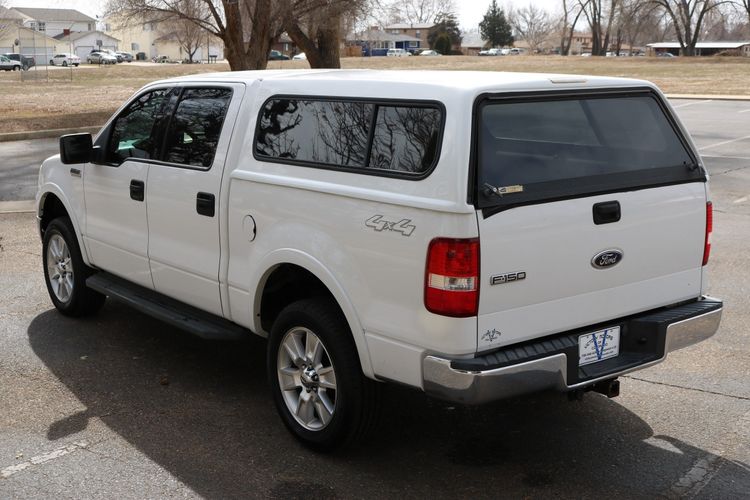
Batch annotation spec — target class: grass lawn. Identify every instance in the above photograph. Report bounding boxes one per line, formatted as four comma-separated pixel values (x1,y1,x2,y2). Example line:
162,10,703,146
1,55,748,133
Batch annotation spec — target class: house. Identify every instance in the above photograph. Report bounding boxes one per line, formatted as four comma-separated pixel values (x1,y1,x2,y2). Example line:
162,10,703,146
53,30,120,58
0,8,59,65
104,14,223,61
271,32,297,56
7,7,96,39
349,28,422,55
460,32,486,55
384,22,433,49
647,41,750,57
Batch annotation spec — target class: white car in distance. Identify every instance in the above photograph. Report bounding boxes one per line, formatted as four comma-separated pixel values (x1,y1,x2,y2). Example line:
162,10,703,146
50,53,81,67
386,48,411,57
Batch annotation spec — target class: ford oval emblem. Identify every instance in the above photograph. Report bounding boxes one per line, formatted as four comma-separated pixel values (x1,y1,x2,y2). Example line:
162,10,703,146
591,249,623,269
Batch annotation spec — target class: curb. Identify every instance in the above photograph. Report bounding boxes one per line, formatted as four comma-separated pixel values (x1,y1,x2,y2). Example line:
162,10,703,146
0,200,35,214
0,126,101,143
665,94,750,101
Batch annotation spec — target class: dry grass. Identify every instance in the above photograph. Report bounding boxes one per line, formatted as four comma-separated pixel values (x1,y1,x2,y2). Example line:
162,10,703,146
1,56,748,133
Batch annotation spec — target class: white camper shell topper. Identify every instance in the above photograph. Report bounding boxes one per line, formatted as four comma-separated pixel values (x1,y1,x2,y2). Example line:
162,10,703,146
36,69,722,450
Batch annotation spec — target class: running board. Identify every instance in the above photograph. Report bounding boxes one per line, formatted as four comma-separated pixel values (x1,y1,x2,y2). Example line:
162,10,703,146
86,272,248,341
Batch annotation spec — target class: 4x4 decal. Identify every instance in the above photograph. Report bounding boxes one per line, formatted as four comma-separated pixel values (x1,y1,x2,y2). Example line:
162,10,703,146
365,215,416,237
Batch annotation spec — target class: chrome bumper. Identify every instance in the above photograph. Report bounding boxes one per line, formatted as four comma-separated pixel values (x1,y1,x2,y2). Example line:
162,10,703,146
423,297,723,405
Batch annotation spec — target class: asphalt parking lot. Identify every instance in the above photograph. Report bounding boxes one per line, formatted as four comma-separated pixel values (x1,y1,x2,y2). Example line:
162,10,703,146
0,99,748,498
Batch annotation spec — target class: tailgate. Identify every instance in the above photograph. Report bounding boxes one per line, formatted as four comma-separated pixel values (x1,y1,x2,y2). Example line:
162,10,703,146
473,89,707,351
476,183,706,350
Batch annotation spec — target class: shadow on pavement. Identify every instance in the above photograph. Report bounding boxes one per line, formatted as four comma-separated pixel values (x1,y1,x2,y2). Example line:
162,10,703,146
28,303,750,498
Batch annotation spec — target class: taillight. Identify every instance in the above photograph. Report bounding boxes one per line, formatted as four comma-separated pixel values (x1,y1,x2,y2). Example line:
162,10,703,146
424,238,479,317
703,201,712,266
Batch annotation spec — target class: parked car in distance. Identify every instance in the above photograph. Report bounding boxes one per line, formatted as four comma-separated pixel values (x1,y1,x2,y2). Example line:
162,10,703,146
419,49,441,56
657,52,676,58
98,49,123,62
386,48,411,57
269,50,290,61
3,53,34,70
479,48,502,56
152,55,172,63
116,51,133,62
87,51,117,64
292,52,306,60
0,54,22,71
509,48,523,55
50,53,81,67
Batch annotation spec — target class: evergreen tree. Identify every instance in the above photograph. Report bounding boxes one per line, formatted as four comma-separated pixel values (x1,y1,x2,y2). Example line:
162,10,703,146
427,13,462,52
434,34,452,55
479,0,514,48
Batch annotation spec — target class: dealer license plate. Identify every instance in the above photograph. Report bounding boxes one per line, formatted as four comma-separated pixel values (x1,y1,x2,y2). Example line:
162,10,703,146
578,326,620,366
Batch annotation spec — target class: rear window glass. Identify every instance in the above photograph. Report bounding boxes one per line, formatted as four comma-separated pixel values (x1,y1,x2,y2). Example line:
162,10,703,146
255,98,443,177
477,93,703,209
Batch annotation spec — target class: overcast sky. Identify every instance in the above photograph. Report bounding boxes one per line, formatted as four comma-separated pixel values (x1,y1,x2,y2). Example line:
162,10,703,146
20,0,562,31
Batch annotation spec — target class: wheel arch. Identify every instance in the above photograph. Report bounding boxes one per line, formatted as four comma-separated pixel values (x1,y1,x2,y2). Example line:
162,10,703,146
37,188,92,266
250,249,374,378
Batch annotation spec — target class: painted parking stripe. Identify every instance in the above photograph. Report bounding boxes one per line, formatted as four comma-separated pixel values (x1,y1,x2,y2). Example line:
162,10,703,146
672,99,712,109
739,108,750,114
1,441,88,479
699,134,750,151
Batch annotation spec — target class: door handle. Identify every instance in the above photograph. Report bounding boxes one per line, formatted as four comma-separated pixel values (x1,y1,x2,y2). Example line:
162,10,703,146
130,179,145,202
196,192,215,217
593,201,620,225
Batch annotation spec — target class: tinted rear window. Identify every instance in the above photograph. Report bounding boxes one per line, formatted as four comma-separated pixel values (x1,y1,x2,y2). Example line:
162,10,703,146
476,92,703,209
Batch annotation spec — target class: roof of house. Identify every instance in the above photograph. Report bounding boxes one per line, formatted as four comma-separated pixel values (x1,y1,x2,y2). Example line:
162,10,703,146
54,30,119,43
10,7,96,23
0,6,25,20
461,32,485,48
385,23,434,30
350,29,421,43
647,41,750,49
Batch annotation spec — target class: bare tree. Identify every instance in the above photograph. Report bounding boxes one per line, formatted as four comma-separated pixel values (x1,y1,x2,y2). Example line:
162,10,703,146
509,4,554,52
648,0,729,55
390,0,456,24
0,3,22,42
580,0,620,55
559,0,586,55
158,0,207,62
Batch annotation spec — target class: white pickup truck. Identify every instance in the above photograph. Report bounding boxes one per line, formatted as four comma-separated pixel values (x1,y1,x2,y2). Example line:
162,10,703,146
36,70,723,450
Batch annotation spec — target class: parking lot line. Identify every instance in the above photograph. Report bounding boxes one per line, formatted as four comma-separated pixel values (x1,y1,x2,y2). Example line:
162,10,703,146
738,109,750,114
1,441,88,479
699,134,750,151
671,100,712,109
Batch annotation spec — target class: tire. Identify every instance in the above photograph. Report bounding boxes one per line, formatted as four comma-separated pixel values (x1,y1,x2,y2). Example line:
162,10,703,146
50,60,54,65
267,298,380,451
42,217,106,317
62,61,68,67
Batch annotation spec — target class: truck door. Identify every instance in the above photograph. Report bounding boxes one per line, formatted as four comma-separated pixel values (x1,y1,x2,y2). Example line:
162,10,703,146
84,88,172,289
146,84,244,317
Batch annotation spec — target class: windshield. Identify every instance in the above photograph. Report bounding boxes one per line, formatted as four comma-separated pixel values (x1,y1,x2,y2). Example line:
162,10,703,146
475,91,704,209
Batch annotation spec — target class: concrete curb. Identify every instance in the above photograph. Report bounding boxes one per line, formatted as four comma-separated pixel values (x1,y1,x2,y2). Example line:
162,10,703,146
0,126,101,143
0,94,748,144
0,200,35,214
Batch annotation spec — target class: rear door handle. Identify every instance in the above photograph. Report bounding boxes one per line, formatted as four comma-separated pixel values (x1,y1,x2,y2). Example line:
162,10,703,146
130,179,145,202
196,192,215,217
593,201,620,225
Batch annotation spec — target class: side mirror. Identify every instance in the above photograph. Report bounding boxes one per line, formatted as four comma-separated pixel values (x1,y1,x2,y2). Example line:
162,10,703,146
59,133,92,164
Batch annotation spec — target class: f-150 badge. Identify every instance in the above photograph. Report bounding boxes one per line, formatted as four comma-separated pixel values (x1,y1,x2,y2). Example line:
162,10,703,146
365,215,415,237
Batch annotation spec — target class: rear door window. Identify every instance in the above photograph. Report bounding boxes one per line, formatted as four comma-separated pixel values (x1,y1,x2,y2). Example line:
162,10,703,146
476,91,703,209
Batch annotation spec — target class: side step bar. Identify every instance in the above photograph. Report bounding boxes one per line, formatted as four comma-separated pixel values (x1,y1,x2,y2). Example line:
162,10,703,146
86,272,248,341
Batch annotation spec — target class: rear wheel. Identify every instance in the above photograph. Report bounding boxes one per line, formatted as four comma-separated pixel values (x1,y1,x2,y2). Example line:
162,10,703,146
62,60,68,67
42,217,106,317
267,298,379,451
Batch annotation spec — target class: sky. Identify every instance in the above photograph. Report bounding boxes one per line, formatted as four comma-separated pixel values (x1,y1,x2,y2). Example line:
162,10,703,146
19,0,562,30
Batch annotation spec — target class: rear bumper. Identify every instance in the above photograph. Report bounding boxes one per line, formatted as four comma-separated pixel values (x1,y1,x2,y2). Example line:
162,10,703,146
423,296,723,404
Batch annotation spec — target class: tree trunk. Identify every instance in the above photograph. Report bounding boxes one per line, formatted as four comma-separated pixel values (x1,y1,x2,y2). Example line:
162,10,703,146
286,15,342,69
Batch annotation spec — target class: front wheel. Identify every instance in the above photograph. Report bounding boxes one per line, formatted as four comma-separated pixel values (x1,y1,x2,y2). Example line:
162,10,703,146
42,217,106,317
267,298,380,451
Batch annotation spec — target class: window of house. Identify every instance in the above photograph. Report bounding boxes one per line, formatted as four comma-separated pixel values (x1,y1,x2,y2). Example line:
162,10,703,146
162,88,233,168
255,98,443,177
415,30,421,38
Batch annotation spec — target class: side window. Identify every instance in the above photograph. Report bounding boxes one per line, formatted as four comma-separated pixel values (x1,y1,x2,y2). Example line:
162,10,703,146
255,100,373,167
162,88,233,168
368,106,441,173
107,89,170,164
255,98,443,177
